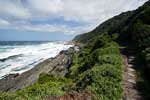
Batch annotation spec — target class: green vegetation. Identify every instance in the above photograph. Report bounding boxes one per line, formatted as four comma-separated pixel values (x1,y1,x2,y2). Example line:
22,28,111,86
78,64,122,100
69,35,123,100
136,47,150,100
0,74,71,100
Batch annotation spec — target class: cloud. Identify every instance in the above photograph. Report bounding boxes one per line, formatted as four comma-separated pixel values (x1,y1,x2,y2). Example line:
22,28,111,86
0,19,10,26
1,22,92,35
27,0,63,14
0,0,30,20
0,0,148,35
25,0,148,23
0,19,11,30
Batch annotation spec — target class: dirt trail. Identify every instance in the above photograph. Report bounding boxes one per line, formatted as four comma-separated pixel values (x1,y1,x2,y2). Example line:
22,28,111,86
121,47,142,100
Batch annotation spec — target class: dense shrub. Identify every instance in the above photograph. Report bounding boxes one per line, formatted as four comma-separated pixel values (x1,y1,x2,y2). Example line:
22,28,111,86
142,48,150,67
69,36,123,100
97,54,122,65
87,65,122,100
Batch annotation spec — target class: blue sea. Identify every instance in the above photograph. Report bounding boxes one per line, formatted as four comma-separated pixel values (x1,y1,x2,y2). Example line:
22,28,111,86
0,41,73,79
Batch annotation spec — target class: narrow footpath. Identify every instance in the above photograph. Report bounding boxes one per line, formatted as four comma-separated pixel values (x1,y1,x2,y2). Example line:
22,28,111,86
121,47,142,100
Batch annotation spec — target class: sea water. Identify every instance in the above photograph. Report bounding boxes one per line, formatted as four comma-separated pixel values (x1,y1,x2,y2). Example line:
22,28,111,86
0,41,73,79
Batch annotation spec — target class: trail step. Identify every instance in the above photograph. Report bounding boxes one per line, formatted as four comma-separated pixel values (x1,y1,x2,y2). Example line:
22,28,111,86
128,64,134,67
128,73,135,77
128,79,136,84
128,68,135,72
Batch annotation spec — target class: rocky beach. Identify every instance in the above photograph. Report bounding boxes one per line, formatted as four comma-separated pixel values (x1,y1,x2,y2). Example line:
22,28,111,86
0,43,80,92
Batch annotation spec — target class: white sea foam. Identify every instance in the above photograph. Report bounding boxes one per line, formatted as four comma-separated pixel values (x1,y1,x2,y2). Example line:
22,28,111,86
0,42,73,79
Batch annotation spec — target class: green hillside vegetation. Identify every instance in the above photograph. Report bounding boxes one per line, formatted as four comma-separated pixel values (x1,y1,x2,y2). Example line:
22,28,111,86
74,11,134,43
69,35,123,100
74,0,150,99
74,1,150,46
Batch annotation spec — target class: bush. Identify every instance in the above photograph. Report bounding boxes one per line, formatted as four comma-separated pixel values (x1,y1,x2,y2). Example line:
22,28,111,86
0,74,71,100
69,36,123,100
76,64,122,100
97,54,122,66
142,48,150,66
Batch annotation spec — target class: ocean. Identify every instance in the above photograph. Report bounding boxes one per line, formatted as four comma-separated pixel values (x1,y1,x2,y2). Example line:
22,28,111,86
0,41,73,79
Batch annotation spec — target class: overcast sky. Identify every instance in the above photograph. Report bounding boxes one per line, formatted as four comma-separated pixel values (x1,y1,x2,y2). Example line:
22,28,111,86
0,0,148,41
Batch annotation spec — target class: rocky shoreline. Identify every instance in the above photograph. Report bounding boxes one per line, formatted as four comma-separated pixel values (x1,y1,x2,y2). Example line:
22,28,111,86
0,44,80,92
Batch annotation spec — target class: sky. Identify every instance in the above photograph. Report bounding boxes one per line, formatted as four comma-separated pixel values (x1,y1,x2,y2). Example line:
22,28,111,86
0,0,148,41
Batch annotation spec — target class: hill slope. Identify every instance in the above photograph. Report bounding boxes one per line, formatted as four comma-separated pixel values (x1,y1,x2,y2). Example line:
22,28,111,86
74,0,150,47
74,0,150,99
74,0,150,75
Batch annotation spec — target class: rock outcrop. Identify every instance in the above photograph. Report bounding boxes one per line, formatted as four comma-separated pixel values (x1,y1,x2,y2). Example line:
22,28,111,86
0,47,75,92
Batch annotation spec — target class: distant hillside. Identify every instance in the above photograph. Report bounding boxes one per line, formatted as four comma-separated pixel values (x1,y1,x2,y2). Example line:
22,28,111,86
74,0,150,47
74,11,133,43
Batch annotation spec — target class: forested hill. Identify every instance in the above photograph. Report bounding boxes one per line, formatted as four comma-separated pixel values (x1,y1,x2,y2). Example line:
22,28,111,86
74,0,150,68
74,0,150,46
74,0,150,71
